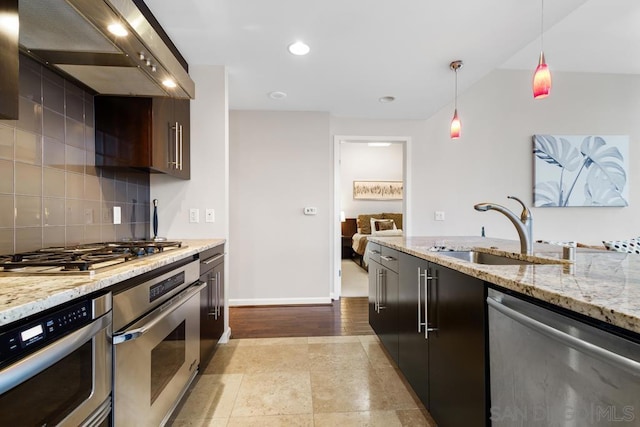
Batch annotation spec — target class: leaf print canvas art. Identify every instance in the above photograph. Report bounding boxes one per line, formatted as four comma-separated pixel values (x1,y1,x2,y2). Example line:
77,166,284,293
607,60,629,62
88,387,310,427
533,135,629,207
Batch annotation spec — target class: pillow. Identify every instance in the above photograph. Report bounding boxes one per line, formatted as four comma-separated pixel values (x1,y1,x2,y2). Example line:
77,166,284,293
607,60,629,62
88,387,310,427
357,214,377,234
382,213,403,230
602,237,640,254
370,218,396,233
376,220,395,231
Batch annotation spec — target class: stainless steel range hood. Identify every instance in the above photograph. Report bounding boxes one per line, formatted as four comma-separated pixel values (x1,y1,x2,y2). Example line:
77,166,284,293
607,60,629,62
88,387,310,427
19,0,195,99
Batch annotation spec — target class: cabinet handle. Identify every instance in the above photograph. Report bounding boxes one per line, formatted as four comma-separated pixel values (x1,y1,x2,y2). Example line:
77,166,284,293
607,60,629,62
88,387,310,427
418,267,427,333
422,268,438,339
375,268,380,312
374,268,378,312
426,269,439,338
178,124,183,170
378,270,386,311
216,271,221,318
208,275,217,318
174,121,179,169
380,255,395,261
168,123,176,168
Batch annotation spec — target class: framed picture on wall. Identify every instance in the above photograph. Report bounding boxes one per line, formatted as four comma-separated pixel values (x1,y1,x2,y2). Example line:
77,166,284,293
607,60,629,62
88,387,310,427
353,181,403,200
533,135,629,207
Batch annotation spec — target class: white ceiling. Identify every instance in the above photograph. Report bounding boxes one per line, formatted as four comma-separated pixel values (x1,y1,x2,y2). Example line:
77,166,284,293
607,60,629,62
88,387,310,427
142,0,637,120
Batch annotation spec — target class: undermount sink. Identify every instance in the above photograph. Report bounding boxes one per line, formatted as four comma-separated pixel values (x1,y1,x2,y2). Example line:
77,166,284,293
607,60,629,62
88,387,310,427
438,250,548,266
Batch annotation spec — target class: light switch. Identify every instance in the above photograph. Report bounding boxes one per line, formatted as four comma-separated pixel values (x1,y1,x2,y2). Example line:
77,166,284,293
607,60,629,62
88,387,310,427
189,208,199,223
303,207,318,215
205,209,215,223
113,206,121,224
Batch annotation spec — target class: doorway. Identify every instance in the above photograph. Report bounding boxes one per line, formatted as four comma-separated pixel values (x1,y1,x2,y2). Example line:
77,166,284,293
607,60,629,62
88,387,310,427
332,135,411,299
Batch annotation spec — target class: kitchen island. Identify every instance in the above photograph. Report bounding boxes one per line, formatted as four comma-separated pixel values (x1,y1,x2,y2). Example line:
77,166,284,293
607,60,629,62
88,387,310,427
369,235,640,334
0,238,225,326
367,235,640,427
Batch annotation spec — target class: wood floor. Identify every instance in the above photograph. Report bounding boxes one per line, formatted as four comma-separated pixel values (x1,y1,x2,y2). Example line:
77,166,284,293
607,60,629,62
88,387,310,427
229,297,373,339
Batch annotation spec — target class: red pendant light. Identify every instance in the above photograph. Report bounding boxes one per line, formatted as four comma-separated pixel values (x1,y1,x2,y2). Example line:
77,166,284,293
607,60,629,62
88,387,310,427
450,60,463,139
533,0,551,99
450,109,461,139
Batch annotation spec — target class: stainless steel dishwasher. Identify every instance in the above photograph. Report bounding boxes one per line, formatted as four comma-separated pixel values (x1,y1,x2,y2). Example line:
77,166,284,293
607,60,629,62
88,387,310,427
488,288,640,426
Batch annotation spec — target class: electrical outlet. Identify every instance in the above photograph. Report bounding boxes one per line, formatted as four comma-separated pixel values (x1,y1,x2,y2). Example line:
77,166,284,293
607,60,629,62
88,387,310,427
189,208,199,223
205,209,215,223
434,211,445,221
113,206,121,224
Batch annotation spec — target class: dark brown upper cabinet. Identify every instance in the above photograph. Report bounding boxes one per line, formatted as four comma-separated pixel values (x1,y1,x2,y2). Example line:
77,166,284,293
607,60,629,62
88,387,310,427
95,96,190,179
0,0,19,120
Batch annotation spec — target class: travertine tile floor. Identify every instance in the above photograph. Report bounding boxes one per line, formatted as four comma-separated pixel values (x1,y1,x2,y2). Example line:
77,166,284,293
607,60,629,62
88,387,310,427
168,335,437,426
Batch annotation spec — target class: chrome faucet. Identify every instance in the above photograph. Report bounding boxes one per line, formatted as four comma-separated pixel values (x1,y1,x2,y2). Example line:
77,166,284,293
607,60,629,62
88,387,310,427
474,196,533,255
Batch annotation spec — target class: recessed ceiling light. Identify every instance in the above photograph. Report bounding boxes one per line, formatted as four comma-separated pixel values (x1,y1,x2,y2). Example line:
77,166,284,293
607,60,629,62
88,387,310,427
379,96,395,103
368,142,392,147
288,41,310,56
162,79,177,88
268,91,287,100
107,23,128,37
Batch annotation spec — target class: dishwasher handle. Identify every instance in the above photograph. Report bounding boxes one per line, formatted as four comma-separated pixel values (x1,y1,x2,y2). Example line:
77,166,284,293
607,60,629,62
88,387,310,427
487,296,640,377
114,282,206,345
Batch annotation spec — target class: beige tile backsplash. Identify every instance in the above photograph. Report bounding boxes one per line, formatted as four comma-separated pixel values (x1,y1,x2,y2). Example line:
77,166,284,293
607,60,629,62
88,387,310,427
15,163,42,196
0,160,13,193
0,56,151,254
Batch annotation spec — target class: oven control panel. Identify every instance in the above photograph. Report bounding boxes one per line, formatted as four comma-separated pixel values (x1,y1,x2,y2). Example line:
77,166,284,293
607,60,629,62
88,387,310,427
149,271,185,302
0,299,92,367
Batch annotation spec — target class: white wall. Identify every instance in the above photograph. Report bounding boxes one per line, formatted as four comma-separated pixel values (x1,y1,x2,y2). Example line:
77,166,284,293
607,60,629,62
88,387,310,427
340,142,403,218
333,69,640,245
229,111,332,305
150,65,229,240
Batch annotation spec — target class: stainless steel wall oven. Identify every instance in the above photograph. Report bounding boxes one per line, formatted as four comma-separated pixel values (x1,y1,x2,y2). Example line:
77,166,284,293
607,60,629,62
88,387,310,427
0,292,113,426
112,257,203,427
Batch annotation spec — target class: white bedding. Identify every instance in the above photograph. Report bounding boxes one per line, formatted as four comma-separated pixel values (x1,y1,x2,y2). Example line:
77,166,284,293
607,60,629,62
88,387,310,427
351,233,369,255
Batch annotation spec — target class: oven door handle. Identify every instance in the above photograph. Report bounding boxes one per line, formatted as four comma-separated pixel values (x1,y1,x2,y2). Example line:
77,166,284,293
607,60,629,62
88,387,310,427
113,282,206,345
0,312,112,395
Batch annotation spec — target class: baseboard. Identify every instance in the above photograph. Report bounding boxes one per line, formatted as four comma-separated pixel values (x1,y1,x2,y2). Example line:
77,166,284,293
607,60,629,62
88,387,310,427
229,297,332,306
218,327,231,344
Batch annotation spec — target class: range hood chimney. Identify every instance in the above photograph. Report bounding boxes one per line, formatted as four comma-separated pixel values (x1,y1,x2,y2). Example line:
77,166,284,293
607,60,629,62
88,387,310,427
19,0,195,99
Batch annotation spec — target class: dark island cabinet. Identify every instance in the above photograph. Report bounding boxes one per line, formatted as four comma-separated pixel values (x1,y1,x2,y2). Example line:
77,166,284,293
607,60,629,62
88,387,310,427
368,243,399,363
428,263,487,427
95,96,190,179
398,253,430,408
371,249,488,426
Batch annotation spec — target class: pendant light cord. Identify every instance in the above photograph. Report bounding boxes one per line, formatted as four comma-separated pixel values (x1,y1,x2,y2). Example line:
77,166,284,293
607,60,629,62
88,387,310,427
540,0,544,51
454,68,458,110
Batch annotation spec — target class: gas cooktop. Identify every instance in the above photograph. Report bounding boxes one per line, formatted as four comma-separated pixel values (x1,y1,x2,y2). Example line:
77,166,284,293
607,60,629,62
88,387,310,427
0,241,183,275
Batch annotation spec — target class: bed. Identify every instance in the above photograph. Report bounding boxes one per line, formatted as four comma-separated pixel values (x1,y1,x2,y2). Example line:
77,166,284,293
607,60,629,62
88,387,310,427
344,213,403,269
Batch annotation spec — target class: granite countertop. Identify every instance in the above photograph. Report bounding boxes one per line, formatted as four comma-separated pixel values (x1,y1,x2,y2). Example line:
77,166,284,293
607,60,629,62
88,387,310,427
0,239,225,327
368,235,640,335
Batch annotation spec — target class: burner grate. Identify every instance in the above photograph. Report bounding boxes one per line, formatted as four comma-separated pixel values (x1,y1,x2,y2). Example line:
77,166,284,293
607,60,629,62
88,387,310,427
1,241,183,273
